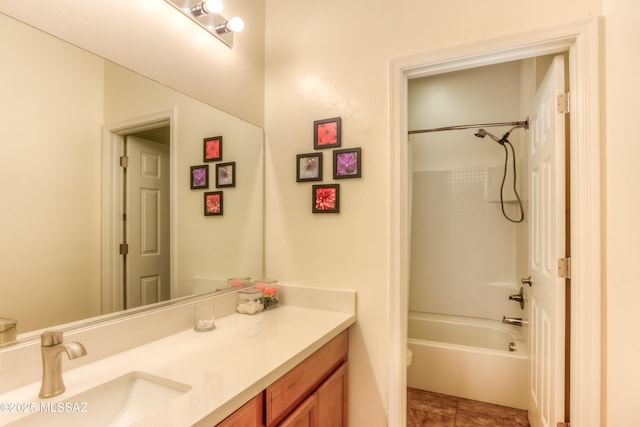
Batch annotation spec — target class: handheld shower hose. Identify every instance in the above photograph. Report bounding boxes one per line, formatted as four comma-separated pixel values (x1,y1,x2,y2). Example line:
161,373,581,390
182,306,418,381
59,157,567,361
474,127,525,223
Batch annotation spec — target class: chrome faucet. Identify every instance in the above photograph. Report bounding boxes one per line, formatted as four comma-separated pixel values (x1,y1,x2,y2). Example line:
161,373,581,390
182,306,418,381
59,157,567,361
39,331,87,398
502,316,527,327
508,287,525,310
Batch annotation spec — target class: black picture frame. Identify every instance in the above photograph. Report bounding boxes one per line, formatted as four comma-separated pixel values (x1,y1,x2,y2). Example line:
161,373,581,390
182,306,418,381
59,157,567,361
190,165,209,189
333,147,362,179
216,162,236,188
203,136,223,162
312,184,340,213
204,191,223,216
313,117,341,149
296,152,323,182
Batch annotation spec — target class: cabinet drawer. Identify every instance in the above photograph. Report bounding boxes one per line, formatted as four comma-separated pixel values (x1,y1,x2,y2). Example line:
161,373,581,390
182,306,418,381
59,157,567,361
265,330,348,426
216,392,264,427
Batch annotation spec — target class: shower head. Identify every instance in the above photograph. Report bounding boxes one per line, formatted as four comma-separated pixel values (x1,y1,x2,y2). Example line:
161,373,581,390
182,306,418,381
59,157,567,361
474,128,502,144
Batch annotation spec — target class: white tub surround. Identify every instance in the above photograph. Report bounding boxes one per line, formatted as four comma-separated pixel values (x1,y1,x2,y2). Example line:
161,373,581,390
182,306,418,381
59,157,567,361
0,286,356,426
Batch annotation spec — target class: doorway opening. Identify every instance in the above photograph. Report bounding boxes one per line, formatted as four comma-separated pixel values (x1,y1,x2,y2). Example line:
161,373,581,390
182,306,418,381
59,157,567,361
101,110,177,314
406,55,568,425
389,19,601,427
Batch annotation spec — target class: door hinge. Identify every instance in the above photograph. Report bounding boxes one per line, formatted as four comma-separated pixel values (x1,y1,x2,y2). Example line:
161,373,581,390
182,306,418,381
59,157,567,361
120,156,129,168
558,257,571,279
557,92,570,114
119,243,129,256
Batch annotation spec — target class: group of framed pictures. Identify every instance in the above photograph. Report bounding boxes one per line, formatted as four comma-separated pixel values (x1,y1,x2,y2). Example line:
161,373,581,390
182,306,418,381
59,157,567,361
296,117,362,213
190,136,236,216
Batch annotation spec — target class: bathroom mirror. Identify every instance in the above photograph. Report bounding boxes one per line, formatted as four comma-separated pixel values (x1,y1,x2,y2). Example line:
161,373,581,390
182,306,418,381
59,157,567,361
0,11,264,337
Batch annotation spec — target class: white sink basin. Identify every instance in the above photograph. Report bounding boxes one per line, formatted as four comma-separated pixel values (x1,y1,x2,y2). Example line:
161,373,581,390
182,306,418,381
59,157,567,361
7,371,191,426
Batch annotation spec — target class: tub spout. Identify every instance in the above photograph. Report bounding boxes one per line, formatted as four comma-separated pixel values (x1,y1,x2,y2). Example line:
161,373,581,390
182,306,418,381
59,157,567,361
502,316,527,327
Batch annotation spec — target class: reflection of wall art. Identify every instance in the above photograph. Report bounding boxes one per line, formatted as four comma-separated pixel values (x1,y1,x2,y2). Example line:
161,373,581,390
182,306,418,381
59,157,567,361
204,191,223,216
203,136,223,162
333,147,362,179
216,162,236,188
313,117,341,149
312,184,340,213
190,165,209,189
296,153,323,182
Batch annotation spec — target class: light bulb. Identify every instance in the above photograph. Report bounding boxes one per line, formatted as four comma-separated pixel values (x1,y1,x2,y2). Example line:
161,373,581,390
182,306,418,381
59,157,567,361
227,16,244,32
188,0,223,17
203,0,223,14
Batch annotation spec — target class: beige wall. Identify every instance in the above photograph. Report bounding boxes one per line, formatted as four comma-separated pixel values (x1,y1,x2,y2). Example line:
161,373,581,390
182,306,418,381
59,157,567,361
602,0,640,425
264,1,602,425
0,14,104,331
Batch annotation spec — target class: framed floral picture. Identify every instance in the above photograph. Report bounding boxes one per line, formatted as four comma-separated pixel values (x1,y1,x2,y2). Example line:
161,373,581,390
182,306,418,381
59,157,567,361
296,152,323,182
313,117,341,149
203,136,223,162
216,162,236,188
204,191,223,216
190,165,209,189
333,147,361,179
312,184,340,213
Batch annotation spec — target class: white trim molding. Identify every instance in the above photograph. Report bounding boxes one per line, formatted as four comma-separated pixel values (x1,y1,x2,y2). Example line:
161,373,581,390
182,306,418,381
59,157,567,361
388,18,601,427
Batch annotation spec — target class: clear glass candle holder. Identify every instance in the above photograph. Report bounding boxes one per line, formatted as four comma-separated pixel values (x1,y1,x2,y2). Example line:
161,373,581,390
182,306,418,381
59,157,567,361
237,287,264,315
194,305,216,332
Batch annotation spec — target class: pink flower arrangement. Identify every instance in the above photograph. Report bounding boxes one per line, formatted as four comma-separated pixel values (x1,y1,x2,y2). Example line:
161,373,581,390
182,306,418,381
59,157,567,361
255,283,277,297
255,282,279,310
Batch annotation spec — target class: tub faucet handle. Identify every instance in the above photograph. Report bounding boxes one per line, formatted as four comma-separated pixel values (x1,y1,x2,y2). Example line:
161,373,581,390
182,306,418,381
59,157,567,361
509,287,525,310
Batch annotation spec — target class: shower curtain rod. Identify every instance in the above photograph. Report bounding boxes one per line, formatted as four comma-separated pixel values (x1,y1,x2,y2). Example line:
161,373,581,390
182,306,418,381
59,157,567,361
408,120,529,135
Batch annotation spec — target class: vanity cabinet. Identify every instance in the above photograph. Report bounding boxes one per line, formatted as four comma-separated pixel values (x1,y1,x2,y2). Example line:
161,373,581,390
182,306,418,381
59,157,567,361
265,329,348,426
214,329,348,427
216,393,264,427
279,361,348,427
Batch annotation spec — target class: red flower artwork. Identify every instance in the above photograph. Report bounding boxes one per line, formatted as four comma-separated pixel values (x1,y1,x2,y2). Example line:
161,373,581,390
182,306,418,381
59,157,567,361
316,122,337,146
315,187,336,210
206,194,220,213
204,136,222,162
206,141,219,159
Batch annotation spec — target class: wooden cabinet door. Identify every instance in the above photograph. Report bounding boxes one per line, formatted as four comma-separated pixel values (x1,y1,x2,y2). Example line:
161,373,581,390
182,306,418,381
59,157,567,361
316,362,348,427
279,394,317,427
216,393,264,427
266,330,347,426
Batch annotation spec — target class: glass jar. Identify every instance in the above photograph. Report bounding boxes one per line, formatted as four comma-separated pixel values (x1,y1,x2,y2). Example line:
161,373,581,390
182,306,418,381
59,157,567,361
255,279,279,310
236,287,264,315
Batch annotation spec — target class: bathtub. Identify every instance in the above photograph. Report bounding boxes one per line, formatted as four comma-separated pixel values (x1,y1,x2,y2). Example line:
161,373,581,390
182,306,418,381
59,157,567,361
407,311,529,409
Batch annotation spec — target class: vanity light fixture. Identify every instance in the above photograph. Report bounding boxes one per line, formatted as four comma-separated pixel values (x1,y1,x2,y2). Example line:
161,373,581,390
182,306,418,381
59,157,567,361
188,0,223,18
214,16,244,34
165,0,244,48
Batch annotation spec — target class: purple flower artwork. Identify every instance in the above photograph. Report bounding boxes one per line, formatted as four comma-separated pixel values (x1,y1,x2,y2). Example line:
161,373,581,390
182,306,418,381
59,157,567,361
190,165,209,189
333,148,361,179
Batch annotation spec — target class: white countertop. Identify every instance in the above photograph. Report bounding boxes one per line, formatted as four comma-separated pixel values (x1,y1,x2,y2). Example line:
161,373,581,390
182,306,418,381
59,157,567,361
0,305,356,426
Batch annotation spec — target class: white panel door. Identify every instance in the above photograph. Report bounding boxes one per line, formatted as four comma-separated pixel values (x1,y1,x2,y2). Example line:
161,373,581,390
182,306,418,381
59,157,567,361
126,136,170,309
528,55,566,427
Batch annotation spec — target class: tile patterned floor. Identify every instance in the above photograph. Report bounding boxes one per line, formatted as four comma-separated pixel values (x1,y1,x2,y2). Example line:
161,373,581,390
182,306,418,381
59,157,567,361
407,388,530,427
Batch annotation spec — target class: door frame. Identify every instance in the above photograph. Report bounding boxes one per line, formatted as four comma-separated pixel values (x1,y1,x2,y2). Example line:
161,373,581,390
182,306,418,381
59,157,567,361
101,109,178,313
388,19,601,426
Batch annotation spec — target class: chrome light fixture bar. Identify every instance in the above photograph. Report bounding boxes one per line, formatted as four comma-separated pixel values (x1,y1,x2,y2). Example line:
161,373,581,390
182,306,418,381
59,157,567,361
164,0,244,48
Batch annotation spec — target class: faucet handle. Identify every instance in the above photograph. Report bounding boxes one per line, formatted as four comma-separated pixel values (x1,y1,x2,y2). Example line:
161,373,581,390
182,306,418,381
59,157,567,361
41,331,63,347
